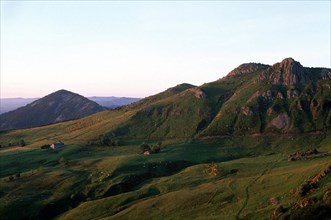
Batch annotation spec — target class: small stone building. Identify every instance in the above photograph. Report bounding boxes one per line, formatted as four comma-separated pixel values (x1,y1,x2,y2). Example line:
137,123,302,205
50,141,65,149
143,151,151,155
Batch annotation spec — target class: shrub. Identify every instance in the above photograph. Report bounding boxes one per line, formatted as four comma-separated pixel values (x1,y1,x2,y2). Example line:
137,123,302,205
140,143,151,153
40,144,50,149
99,134,119,146
20,140,26,147
151,146,161,154
100,134,112,146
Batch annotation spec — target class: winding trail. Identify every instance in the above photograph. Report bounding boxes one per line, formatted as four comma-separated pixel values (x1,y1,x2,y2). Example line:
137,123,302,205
235,157,281,220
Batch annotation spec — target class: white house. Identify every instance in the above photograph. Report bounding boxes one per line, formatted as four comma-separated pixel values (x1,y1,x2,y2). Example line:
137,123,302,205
50,141,65,149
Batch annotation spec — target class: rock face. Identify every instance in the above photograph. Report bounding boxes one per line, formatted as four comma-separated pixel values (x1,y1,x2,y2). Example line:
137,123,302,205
227,63,269,77
257,57,331,87
261,58,308,86
200,58,331,136
188,88,206,99
242,106,253,116
0,90,106,131
270,113,290,130
278,58,306,85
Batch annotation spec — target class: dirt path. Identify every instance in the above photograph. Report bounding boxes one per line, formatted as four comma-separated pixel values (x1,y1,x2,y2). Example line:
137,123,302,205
235,157,281,220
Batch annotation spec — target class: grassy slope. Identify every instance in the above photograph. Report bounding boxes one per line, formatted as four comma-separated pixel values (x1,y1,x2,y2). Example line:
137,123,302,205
0,73,264,146
1,64,331,219
1,134,330,220
0,109,134,149
1,70,330,148
0,83,198,149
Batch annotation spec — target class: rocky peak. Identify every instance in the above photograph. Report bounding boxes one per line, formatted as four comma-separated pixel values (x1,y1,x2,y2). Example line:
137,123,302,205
275,58,306,85
261,58,309,86
227,63,269,77
279,57,301,67
279,57,304,79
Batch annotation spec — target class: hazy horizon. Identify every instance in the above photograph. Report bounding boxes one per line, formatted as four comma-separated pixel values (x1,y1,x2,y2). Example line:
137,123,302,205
1,1,330,98
0,93,143,99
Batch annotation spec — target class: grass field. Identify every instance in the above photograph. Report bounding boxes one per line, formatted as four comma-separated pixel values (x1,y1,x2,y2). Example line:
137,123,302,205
1,134,330,220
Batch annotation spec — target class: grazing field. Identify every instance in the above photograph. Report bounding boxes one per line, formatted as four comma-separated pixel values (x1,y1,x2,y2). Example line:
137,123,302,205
1,134,330,219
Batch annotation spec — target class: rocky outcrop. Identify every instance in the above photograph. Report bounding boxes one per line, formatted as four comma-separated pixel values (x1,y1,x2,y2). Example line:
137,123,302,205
188,88,206,99
270,113,290,129
241,106,253,116
261,58,308,86
227,63,269,77
259,58,331,87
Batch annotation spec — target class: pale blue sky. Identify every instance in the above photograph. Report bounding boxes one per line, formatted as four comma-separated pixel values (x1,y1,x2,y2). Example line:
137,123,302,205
1,1,330,98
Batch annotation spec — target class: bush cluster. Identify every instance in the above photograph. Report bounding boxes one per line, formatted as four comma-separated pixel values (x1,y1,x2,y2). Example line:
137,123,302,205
140,141,162,154
0,139,26,148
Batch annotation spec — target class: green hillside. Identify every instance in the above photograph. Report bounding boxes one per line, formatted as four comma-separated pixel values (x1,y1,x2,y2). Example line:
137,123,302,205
1,58,331,219
1,58,330,145
1,135,330,219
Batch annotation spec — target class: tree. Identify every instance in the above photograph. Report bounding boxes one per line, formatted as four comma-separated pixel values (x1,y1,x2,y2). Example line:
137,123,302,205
152,141,162,153
40,144,50,149
100,134,111,146
20,140,26,147
151,146,161,154
140,143,151,153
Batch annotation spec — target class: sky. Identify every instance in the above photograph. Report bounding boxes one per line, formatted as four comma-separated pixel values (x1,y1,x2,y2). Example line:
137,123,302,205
1,1,330,98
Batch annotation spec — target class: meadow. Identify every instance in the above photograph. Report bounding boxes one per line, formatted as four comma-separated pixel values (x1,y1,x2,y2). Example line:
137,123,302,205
1,134,330,219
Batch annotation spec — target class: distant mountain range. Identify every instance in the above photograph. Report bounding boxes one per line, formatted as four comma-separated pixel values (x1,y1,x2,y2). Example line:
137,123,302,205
0,96,140,114
0,90,107,131
88,96,141,109
0,98,39,114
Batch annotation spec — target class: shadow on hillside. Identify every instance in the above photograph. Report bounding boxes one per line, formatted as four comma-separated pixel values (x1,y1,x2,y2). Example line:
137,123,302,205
104,160,194,197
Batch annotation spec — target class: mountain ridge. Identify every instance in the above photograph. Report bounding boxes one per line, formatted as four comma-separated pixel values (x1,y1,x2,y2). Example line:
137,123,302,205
0,96,141,114
111,57,331,139
0,89,106,131
0,57,330,142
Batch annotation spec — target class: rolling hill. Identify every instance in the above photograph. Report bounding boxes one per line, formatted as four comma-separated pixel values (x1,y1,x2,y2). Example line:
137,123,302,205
1,58,330,146
0,96,140,114
0,89,106,131
0,58,330,220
